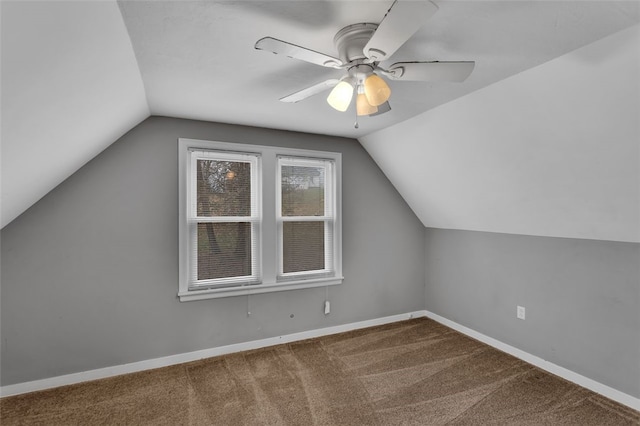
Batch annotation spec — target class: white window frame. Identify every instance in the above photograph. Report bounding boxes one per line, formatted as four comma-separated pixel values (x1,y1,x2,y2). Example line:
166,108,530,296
186,149,261,289
179,138,343,301
277,156,336,281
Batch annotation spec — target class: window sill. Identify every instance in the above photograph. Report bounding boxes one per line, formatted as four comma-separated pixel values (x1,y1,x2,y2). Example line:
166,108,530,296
178,276,344,302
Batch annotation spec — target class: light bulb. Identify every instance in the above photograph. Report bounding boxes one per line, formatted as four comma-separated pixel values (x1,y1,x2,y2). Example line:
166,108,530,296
364,74,391,106
327,81,354,112
356,94,378,116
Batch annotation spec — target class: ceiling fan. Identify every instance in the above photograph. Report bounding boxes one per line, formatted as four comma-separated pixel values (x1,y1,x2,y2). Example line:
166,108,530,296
255,0,475,120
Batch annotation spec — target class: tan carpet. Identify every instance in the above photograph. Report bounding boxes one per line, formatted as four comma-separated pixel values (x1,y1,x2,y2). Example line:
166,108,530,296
1,318,638,425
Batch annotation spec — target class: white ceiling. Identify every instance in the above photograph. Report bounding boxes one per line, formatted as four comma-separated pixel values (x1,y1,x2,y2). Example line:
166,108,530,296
1,1,148,228
2,1,639,235
361,24,640,243
118,0,639,137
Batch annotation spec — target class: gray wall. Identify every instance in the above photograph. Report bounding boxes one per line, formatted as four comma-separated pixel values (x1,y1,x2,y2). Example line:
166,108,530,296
3,116,637,401
424,227,640,398
0,117,426,386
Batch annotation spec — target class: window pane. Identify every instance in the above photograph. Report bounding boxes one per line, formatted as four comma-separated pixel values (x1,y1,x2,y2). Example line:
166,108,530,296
197,222,252,280
197,160,251,216
283,221,324,273
281,165,324,216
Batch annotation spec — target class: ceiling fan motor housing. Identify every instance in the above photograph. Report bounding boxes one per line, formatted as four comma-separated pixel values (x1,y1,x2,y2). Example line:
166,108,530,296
334,23,378,64
348,64,375,84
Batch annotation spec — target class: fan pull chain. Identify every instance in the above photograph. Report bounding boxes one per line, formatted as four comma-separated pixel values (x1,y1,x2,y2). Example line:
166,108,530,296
354,101,359,129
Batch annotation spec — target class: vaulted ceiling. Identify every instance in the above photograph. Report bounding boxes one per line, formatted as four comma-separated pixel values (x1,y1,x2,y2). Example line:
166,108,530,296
2,1,639,241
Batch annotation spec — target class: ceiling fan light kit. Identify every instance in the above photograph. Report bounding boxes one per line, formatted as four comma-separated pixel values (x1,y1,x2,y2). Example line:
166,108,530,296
327,79,355,112
255,0,475,121
357,93,378,116
327,63,391,115
363,74,391,107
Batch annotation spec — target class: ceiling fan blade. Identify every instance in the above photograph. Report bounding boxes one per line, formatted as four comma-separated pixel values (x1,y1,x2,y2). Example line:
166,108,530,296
369,101,391,117
279,79,341,103
363,0,438,62
255,37,342,68
386,61,475,82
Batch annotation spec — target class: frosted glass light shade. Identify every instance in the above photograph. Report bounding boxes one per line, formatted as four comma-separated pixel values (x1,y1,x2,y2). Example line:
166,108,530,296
356,94,378,116
327,81,354,112
364,74,391,106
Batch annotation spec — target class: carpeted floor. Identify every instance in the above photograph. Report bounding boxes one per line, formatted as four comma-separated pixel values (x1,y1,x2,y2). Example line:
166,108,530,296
1,318,638,425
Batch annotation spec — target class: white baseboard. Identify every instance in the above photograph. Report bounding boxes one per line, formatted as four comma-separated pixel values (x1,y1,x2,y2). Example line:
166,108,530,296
3,309,638,412
0,311,425,398
423,310,640,412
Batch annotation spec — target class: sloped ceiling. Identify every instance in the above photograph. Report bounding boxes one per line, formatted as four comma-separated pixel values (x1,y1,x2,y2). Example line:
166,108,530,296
2,1,639,236
1,1,149,228
361,24,640,243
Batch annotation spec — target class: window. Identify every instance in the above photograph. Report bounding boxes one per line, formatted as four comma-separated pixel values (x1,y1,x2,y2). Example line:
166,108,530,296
179,139,342,301
188,150,260,289
278,157,335,281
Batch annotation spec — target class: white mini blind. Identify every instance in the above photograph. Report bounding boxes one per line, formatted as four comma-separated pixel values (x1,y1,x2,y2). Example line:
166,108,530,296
277,156,335,280
188,150,260,289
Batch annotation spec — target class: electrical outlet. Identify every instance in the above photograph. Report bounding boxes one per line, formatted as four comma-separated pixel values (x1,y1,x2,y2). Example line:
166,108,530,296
517,305,526,320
